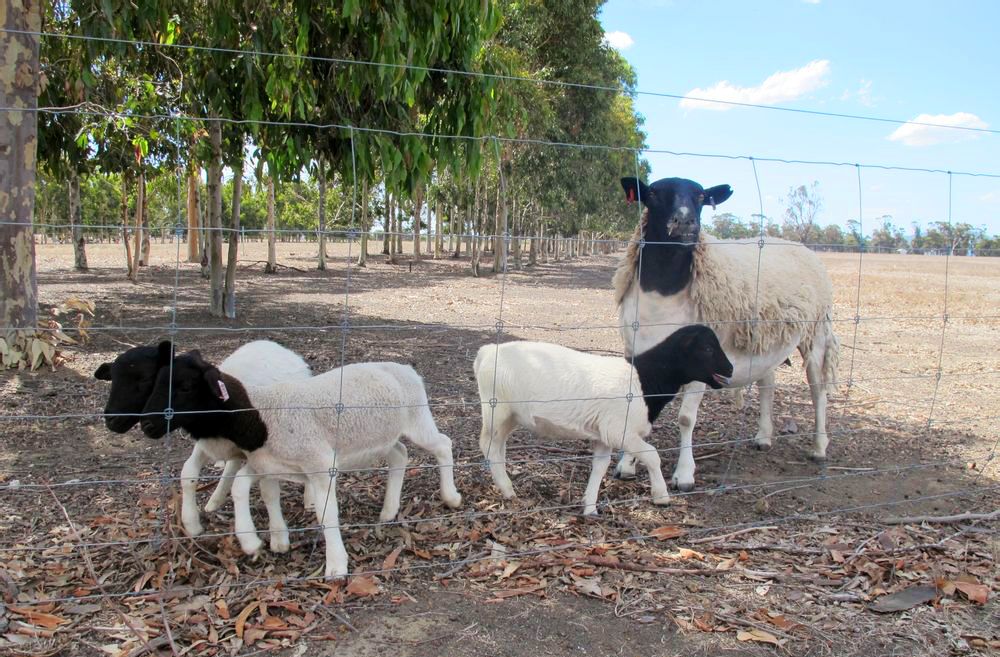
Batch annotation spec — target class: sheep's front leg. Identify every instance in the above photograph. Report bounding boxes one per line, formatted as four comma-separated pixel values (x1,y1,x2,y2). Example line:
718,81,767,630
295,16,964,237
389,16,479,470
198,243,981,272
627,435,670,505
302,479,316,511
672,382,705,492
231,464,264,557
805,358,829,461
582,442,612,516
204,457,244,513
752,371,775,450
308,460,348,579
259,477,290,553
179,445,211,537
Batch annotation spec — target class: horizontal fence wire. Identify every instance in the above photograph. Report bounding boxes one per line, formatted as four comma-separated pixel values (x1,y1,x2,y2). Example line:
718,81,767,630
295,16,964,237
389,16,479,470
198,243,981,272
2,28,996,652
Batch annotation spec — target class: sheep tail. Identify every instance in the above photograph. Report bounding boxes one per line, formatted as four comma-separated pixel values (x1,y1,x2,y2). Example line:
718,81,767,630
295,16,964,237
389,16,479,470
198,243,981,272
820,314,840,393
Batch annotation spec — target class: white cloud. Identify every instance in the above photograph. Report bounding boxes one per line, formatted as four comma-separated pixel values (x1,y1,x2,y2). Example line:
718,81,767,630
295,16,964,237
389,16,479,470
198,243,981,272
803,0,821,4
603,31,634,50
887,112,989,146
680,59,831,111
980,191,999,203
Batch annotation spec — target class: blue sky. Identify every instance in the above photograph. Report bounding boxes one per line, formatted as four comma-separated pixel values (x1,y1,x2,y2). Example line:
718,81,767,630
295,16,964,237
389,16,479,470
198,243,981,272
598,0,1000,237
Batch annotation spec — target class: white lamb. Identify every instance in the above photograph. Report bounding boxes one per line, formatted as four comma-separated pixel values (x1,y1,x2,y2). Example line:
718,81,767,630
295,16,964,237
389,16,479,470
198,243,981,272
474,325,733,515
139,354,462,578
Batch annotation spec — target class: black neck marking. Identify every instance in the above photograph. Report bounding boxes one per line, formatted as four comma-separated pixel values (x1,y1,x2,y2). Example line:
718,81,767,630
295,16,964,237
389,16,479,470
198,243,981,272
629,346,686,423
636,214,696,297
188,374,268,452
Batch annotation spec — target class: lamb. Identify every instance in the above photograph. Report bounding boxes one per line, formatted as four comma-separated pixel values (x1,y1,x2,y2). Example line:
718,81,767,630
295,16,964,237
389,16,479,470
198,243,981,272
613,176,840,490
473,325,733,515
94,340,313,542
138,352,462,578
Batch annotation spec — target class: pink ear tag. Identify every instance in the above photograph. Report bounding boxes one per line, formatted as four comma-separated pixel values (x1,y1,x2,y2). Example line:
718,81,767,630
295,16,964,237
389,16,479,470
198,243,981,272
217,380,230,402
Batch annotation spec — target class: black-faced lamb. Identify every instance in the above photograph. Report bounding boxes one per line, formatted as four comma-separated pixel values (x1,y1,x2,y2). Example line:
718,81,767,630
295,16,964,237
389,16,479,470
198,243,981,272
613,176,839,491
473,325,733,515
94,340,313,545
139,352,462,578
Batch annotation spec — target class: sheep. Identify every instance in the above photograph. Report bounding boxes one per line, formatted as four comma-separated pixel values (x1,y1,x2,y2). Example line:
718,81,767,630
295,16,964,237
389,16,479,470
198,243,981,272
613,176,840,491
138,352,462,578
474,325,733,515
94,340,313,544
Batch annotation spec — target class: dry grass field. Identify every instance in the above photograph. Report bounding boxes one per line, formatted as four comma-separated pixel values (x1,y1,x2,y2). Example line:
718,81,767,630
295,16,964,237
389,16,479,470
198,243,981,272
1,239,997,656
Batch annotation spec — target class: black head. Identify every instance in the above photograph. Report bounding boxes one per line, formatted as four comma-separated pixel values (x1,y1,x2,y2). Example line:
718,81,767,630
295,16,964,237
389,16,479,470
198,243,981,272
93,341,173,433
140,349,229,440
665,325,734,389
621,177,733,244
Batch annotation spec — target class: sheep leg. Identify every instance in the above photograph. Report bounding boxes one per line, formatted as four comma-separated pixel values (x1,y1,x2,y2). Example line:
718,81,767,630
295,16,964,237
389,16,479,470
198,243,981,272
672,382,706,492
479,415,516,499
258,477,290,553
805,358,829,461
407,428,462,509
179,445,211,537
627,435,670,505
231,464,264,557
204,457,243,513
307,457,348,579
752,370,776,450
302,479,316,511
612,450,638,481
379,442,408,523
582,442,612,516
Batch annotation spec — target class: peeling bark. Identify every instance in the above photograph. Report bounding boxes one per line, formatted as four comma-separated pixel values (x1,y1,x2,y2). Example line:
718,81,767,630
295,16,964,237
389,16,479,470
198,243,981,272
265,175,277,273
68,169,87,270
223,166,242,319
207,120,224,316
187,170,200,262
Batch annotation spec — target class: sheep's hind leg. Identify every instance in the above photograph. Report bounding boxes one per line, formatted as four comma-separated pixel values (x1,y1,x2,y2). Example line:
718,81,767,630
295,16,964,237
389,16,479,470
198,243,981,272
478,414,516,500
805,357,829,461
204,457,243,513
752,370,775,450
379,442,408,522
582,441,612,516
407,429,462,509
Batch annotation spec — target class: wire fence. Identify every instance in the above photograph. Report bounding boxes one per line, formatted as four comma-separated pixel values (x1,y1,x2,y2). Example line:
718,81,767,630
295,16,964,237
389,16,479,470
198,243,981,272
1,23,998,656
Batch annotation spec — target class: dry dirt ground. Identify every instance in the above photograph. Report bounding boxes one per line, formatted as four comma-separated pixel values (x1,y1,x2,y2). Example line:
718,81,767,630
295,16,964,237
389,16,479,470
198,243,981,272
1,239,998,657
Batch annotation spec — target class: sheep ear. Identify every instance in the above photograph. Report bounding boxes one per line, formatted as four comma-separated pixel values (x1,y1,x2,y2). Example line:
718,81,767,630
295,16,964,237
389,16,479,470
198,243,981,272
156,341,174,366
94,363,112,380
203,367,229,402
621,178,652,206
703,185,733,208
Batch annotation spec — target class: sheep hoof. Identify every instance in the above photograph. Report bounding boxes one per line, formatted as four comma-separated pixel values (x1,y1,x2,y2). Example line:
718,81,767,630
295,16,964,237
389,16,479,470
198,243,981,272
613,470,636,481
240,534,264,557
442,493,463,509
808,452,827,463
671,477,695,493
204,499,223,513
752,441,772,451
182,519,204,538
651,494,671,506
270,533,290,553
325,566,349,580
582,506,599,517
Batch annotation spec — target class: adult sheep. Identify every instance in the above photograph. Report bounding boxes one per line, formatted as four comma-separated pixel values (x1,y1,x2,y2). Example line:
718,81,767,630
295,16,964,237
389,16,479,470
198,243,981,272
94,340,313,542
613,176,839,491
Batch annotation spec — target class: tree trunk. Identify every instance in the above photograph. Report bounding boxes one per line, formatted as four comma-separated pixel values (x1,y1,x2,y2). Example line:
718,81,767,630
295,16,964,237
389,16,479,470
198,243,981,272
265,174,277,273
187,170,200,262
128,171,144,281
448,203,456,256
394,198,403,255
0,0,40,329
223,167,242,319
470,179,482,277
139,174,150,265
412,186,422,257
207,120,224,316
511,197,522,271
528,210,538,267
357,179,369,267
68,169,87,270
382,191,391,255
317,157,327,270
434,195,442,259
